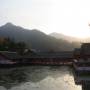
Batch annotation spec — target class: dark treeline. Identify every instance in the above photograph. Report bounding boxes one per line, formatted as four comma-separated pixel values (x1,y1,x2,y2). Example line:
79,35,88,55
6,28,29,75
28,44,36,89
0,38,27,54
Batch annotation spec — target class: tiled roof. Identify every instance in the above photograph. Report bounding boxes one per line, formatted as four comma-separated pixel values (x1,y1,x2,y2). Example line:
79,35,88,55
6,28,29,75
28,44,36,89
0,51,21,60
22,51,73,59
0,51,74,59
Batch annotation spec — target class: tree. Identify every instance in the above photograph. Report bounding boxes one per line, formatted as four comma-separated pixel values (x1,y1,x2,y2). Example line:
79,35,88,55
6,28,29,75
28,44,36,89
16,42,26,55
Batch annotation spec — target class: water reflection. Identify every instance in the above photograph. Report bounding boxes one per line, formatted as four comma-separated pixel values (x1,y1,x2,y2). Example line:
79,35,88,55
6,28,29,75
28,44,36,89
0,68,27,89
0,66,81,90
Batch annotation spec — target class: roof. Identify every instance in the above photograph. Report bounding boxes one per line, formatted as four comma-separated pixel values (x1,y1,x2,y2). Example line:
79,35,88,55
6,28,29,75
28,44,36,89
0,51,21,60
0,51,73,60
22,51,73,59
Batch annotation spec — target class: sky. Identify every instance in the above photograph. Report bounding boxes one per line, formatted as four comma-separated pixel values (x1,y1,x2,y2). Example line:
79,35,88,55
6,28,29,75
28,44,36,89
0,0,90,38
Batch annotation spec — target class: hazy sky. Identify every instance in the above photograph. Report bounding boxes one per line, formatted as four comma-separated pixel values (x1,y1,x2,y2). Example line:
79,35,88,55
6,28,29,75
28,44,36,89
0,0,90,38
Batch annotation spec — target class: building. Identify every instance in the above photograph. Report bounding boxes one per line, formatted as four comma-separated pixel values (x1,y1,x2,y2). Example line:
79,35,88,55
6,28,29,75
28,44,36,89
0,51,20,66
73,43,90,90
0,51,74,66
21,51,73,65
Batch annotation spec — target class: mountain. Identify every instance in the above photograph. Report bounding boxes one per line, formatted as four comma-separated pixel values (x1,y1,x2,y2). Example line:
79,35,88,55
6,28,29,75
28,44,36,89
0,23,80,51
49,32,82,42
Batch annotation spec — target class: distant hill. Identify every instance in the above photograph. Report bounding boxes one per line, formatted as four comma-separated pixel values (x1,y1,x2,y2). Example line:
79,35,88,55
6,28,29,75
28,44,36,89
49,32,82,42
0,23,81,51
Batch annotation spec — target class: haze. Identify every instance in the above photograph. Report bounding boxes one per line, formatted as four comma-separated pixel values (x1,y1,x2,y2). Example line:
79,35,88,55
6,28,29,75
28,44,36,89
0,0,90,38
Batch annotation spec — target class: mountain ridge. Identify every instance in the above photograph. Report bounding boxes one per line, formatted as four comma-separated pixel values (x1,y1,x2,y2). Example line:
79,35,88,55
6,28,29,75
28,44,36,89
49,32,83,42
0,22,81,51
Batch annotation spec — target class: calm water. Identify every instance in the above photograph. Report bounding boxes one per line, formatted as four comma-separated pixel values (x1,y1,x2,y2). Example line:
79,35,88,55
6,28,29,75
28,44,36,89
0,66,81,90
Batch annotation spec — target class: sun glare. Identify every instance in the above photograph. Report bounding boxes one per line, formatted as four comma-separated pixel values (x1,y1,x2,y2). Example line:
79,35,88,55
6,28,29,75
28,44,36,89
0,0,90,38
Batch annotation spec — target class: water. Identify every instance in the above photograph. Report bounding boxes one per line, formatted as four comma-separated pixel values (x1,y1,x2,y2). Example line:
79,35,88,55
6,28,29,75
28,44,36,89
0,66,81,90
